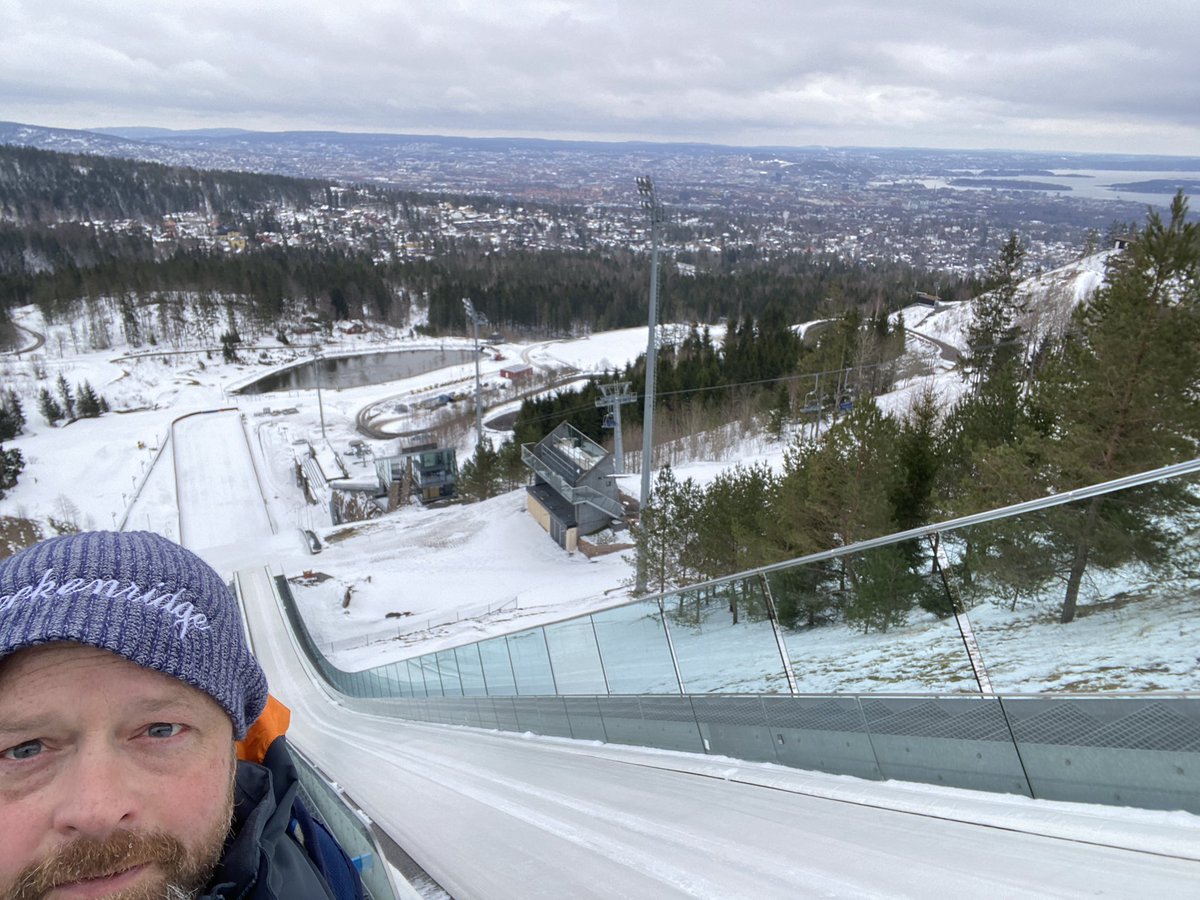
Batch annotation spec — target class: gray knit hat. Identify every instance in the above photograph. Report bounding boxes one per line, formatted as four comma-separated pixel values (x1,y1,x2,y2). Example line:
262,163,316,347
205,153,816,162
0,530,268,739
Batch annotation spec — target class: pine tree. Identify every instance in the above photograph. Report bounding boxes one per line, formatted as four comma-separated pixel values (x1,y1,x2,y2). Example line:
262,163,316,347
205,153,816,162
0,388,24,440
55,373,75,420
766,383,791,439
889,384,943,531
776,399,915,629
965,232,1026,385
1031,192,1200,623
76,380,102,418
37,387,63,426
0,407,16,442
692,462,780,606
691,460,782,624
119,292,141,346
632,465,688,595
497,439,526,492
457,438,503,502
220,329,241,363
938,362,1041,517
779,399,900,553
0,444,23,499
842,544,925,634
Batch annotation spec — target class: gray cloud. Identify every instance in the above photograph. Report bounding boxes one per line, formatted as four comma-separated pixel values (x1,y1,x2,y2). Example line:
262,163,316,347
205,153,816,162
1,0,1197,154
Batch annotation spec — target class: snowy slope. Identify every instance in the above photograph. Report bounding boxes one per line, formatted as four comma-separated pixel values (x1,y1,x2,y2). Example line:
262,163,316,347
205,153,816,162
897,251,1111,351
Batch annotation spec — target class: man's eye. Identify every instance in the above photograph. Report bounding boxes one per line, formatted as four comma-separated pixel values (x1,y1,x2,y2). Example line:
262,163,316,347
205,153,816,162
146,723,184,739
2,740,43,760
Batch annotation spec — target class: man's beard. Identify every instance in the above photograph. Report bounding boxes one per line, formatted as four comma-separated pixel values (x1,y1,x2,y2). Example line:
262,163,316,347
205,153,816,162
3,789,233,900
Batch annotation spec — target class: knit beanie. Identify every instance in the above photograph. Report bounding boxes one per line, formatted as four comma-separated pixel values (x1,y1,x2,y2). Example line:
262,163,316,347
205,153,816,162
0,530,268,739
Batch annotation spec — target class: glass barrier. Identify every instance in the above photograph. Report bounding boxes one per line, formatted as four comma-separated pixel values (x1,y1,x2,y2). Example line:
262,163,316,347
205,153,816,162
407,658,431,698
544,616,608,694
505,628,558,694
937,472,1200,694
291,747,401,900
263,461,1200,815
665,580,791,693
377,662,407,697
767,540,979,694
477,635,518,695
455,644,489,696
435,649,463,696
590,599,680,693
275,459,1199,704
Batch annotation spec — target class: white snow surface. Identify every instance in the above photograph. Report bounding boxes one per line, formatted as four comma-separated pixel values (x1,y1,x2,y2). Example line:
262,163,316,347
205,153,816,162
898,251,1110,353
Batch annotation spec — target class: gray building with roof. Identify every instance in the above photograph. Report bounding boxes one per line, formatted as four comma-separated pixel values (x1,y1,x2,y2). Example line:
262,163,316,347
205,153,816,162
522,422,623,551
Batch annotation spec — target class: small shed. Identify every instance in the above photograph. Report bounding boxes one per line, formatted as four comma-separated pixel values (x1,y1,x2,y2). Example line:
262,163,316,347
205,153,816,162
500,363,534,382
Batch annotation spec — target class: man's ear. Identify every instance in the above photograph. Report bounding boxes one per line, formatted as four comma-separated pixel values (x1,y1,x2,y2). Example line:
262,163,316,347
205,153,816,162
235,694,291,763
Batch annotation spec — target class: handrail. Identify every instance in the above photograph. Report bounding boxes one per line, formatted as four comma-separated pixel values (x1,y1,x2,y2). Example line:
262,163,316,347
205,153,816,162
290,744,416,900
265,454,1200,702
639,455,1200,607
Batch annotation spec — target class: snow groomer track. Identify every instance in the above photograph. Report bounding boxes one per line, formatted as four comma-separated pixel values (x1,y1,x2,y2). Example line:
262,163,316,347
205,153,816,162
172,409,273,551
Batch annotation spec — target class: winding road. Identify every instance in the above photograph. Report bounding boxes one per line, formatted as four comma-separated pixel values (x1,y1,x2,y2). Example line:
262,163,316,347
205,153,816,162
906,327,962,363
2,322,45,355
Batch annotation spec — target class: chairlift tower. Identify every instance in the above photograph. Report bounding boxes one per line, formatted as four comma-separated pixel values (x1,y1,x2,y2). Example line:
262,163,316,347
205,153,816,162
462,297,488,447
595,381,636,474
635,176,664,593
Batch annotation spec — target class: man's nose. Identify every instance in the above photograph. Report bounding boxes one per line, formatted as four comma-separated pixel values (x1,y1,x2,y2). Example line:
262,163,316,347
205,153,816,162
51,743,139,837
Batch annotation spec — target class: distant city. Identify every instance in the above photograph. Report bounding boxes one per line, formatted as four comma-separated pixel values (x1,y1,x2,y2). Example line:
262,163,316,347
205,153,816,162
4,120,1200,278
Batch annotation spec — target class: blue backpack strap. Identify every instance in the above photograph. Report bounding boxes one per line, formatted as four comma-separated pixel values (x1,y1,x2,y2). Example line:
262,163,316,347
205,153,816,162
289,796,366,900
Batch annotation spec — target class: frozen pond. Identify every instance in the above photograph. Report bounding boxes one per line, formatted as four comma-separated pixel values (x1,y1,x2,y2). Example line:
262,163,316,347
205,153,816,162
235,347,478,394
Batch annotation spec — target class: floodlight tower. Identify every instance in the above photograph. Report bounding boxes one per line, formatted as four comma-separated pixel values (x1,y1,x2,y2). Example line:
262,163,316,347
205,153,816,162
635,176,663,592
462,297,487,447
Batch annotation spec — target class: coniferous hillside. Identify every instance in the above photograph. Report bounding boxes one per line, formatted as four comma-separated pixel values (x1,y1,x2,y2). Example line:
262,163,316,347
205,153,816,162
0,144,323,223
0,143,968,348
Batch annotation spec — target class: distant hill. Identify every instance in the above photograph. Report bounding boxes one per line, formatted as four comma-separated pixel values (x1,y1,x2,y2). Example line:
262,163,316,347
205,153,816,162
8,120,1200,170
89,126,256,140
0,120,160,159
0,143,324,223
0,120,751,177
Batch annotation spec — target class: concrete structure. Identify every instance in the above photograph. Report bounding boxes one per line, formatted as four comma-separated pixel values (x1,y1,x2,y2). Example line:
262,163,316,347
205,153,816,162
522,422,622,551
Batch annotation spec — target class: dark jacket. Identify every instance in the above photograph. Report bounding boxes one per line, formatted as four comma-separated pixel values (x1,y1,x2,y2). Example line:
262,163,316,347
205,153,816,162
200,737,339,900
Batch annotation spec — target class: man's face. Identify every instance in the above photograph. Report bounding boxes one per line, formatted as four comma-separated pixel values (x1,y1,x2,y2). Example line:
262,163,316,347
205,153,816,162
0,644,237,899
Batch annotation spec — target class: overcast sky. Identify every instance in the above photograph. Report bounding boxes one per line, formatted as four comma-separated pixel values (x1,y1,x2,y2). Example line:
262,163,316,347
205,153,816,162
3,1,1198,156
